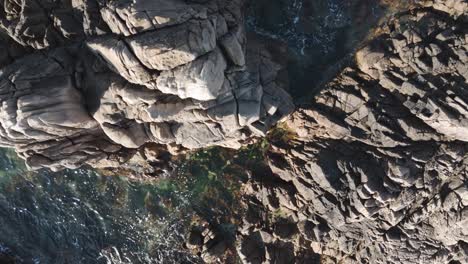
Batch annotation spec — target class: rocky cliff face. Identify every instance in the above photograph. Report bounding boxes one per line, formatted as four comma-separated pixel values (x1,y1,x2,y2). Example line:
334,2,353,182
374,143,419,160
1,0,467,263
236,1,468,263
0,0,294,171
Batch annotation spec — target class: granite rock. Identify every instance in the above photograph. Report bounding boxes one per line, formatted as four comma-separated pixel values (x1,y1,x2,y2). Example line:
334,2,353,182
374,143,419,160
0,0,294,170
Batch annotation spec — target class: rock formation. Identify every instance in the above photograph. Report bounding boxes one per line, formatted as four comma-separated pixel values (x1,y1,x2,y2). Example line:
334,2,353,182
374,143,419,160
236,1,468,263
0,0,294,171
0,0,467,263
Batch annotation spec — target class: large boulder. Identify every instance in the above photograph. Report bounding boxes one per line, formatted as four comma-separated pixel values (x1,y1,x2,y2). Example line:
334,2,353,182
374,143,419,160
0,0,294,170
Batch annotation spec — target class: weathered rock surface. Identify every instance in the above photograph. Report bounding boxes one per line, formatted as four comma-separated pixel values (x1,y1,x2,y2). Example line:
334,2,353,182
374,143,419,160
1,0,468,263
236,2,468,264
0,0,294,170
186,223,229,263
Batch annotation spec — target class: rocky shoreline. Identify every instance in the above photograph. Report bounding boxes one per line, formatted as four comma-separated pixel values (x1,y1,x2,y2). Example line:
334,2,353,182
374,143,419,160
235,2,468,262
0,0,467,263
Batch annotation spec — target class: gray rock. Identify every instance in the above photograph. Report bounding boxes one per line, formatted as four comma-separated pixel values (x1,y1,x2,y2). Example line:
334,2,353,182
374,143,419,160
100,0,208,36
0,0,293,170
155,48,227,100
128,19,217,71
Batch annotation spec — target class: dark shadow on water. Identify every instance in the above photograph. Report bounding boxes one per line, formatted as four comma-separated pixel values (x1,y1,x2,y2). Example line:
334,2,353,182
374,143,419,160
246,0,391,102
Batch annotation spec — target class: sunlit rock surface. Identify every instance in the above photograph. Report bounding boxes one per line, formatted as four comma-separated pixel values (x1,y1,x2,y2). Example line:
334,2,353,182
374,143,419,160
237,2,468,263
0,0,294,171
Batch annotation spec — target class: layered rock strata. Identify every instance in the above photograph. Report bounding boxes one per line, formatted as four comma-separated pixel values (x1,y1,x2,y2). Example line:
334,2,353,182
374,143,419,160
0,0,294,170
237,2,468,263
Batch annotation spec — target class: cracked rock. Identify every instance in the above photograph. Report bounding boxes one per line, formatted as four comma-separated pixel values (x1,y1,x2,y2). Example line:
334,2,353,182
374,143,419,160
0,0,294,170
236,3,468,263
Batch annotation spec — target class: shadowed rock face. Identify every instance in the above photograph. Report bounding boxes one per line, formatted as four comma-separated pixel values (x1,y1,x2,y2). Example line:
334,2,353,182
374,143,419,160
237,2,468,263
0,0,294,170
